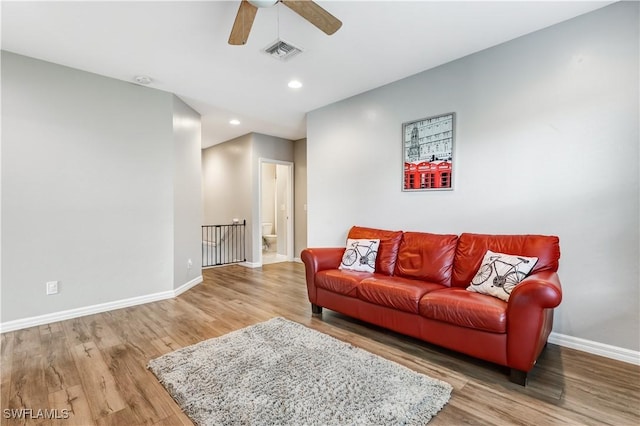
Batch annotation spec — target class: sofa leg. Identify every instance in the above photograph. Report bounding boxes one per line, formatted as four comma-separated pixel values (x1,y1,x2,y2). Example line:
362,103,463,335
510,369,528,386
311,304,323,315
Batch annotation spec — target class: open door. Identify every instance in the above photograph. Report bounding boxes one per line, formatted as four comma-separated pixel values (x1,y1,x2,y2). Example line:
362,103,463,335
259,159,294,265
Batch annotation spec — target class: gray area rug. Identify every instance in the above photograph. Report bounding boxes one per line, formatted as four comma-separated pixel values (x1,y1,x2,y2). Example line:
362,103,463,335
148,317,452,425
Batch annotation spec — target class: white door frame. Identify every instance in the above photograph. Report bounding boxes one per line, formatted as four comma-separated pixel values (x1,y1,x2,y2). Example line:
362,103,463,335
258,158,294,265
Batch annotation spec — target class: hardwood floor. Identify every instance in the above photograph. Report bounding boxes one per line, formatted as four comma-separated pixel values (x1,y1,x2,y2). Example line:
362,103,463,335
1,262,639,425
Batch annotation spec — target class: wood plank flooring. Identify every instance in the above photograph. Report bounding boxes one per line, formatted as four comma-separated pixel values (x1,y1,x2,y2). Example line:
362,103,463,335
1,262,639,425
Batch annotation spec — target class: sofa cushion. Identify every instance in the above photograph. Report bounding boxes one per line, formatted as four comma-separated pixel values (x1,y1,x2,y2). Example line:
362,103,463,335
394,232,458,286
419,288,507,333
358,276,446,314
339,238,380,273
467,250,538,301
451,233,560,288
347,226,403,276
315,270,371,297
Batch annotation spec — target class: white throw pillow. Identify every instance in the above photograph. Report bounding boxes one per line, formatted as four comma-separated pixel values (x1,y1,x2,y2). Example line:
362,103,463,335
339,239,380,273
467,250,538,301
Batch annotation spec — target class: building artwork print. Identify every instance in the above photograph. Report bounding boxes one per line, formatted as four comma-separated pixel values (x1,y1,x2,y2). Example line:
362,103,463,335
402,112,455,191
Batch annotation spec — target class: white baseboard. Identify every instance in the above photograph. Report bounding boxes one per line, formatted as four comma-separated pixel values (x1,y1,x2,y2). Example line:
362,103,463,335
549,331,640,365
242,261,262,268
174,276,203,297
0,275,203,334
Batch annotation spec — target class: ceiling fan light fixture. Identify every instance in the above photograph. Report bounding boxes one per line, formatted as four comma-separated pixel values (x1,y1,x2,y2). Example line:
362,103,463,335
229,0,342,45
248,0,278,8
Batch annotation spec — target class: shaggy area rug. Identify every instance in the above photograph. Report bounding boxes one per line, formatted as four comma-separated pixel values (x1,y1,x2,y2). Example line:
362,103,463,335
148,317,452,425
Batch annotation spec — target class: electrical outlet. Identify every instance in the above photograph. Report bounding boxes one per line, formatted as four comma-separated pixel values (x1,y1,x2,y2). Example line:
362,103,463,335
187,259,193,269
46,281,59,295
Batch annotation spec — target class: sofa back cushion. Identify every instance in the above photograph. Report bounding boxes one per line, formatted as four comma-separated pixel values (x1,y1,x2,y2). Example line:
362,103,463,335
451,233,560,288
394,232,459,286
347,226,403,276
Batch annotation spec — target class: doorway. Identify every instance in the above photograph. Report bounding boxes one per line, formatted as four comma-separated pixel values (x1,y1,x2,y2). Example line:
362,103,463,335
259,159,293,265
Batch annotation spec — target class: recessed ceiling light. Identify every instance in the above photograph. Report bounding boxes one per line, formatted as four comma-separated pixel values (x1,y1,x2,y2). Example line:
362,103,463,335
229,119,241,125
133,75,152,85
288,80,303,89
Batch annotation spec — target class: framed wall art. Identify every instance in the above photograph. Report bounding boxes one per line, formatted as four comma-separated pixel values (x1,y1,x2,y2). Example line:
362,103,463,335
402,112,455,191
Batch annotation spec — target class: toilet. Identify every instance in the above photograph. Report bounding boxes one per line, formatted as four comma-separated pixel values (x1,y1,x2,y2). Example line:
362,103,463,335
261,223,277,252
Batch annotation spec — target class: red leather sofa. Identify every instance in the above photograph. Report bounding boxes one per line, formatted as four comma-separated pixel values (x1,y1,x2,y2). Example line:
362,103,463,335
301,226,562,386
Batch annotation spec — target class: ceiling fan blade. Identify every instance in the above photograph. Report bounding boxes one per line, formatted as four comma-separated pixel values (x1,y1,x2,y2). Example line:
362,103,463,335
229,0,259,45
281,0,342,35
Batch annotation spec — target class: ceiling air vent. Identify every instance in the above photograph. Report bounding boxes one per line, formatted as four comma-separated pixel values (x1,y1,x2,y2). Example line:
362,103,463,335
263,39,303,61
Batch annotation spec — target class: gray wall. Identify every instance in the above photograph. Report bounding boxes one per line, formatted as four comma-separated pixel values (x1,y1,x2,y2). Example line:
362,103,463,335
172,96,203,288
1,51,202,323
294,138,307,259
306,2,639,351
202,132,294,263
201,133,253,232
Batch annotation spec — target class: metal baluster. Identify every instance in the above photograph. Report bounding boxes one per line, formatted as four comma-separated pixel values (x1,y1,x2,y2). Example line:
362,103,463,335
202,221,246,268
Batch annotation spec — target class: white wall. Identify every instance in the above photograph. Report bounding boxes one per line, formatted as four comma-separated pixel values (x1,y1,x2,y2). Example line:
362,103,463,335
172,96,203,289
275,163,288,255
307,3,639,352
1,51,202,324
261,163,276,234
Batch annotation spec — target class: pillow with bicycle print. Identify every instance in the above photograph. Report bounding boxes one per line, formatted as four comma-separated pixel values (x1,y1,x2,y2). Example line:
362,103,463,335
339,239,381,273
467,250,538,301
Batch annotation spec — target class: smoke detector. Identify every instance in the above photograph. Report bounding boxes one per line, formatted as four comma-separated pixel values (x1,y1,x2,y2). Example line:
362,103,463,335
133,75,152,85
263,39,303,61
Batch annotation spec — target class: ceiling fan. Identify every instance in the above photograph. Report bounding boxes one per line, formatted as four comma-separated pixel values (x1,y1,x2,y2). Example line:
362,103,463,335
229,0,342,45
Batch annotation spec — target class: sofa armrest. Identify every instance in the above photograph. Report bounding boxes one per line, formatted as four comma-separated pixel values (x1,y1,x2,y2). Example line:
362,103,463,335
506,271,562,372
509,270,562,309
301,247,345,304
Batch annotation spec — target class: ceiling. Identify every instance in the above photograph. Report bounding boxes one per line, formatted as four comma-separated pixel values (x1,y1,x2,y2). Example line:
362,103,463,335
1,1,612,148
